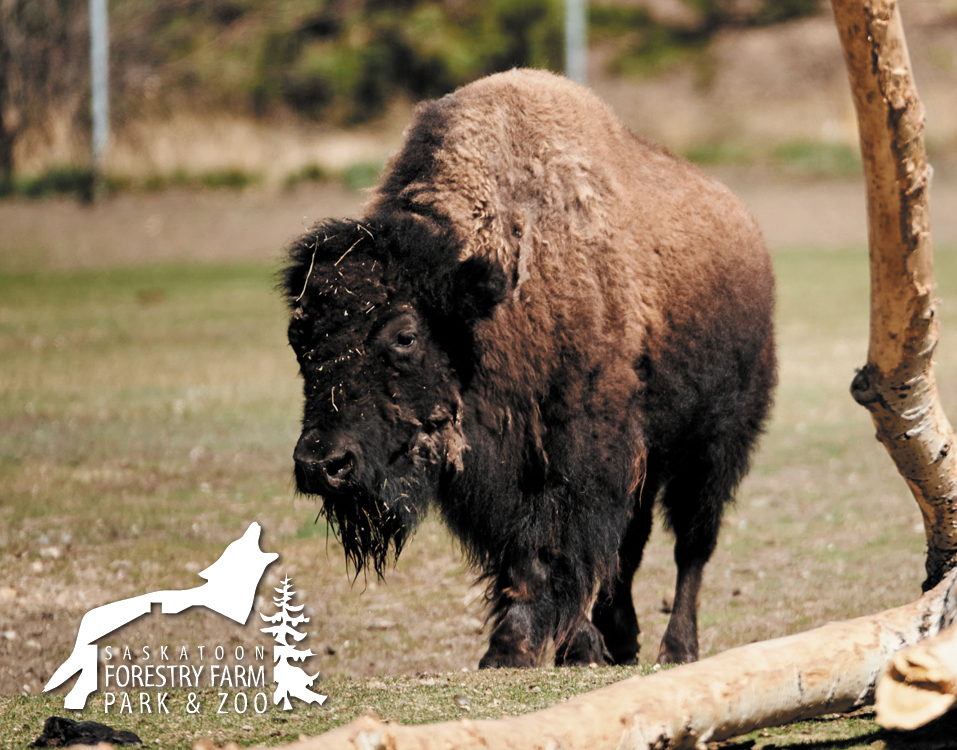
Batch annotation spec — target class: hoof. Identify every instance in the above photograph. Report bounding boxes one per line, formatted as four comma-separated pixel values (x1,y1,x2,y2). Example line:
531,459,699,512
601,637,640,666
608,649,638,666
478,649,536,669
656,640,698,665
556,651,608,667
555,621,608,667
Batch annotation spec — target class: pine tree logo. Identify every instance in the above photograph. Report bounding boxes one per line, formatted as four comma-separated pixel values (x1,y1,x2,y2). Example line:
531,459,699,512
259,576,327,710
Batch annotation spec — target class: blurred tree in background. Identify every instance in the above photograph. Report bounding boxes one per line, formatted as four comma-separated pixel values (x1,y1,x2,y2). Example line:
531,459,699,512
0,0,820,182
689,0,820,27
247,0,563,123
1,0,89,187
0,7,11,190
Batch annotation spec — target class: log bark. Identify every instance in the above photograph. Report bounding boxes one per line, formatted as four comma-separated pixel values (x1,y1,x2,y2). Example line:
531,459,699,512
876,621,957,730
284,571,957,750
833,0,957,589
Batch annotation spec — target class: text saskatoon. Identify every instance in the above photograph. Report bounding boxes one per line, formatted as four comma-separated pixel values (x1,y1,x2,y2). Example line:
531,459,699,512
99,645,270,714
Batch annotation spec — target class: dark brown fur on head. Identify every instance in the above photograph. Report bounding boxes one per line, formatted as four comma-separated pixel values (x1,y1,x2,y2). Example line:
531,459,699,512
281,217,505,575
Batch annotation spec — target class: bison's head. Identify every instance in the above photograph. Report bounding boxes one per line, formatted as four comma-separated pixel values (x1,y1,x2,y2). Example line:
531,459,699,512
281,217,506,575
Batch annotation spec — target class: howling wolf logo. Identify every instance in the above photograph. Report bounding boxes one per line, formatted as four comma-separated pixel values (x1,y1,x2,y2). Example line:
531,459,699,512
44,522,278,709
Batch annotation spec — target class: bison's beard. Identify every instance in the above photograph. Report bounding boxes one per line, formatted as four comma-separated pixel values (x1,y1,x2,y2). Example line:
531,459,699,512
316,476,427,578
300,400,465,577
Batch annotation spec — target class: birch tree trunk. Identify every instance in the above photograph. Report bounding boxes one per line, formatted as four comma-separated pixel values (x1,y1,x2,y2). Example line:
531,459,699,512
834,0,957,589
281,571,957,750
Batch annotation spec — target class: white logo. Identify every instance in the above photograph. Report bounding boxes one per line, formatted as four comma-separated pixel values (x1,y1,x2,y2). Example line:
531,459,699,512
44,523,278,710
260,576,327,709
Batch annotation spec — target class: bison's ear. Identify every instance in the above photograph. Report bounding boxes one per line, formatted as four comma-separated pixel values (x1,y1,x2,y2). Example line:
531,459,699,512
451,256,508,323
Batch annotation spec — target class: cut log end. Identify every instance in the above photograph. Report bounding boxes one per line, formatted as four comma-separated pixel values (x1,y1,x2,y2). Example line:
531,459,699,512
876,624,957,730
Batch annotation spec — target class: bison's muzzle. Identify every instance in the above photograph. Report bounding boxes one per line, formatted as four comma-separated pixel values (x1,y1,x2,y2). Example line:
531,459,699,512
293,429,361,495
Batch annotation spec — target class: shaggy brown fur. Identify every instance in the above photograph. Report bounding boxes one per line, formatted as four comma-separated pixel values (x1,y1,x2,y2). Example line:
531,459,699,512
283,69,775,667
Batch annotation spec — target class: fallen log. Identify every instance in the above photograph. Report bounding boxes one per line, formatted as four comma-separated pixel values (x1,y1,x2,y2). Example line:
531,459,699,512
284,570,957,750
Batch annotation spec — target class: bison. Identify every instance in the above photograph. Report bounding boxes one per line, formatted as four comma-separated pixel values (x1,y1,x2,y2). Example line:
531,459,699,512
282,69,775,667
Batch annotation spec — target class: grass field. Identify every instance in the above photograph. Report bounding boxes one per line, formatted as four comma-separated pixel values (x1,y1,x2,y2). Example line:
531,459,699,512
2,206,957,747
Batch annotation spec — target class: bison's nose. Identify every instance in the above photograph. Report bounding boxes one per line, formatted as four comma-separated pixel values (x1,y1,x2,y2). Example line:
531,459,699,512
294,431,360,492
318,449,357,488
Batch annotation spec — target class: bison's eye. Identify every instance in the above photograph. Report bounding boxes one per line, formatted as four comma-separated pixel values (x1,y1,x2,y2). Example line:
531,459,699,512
394,330,417,350
380,313,422,365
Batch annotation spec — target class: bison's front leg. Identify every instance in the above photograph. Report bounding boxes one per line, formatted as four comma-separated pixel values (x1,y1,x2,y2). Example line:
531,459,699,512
479,602,551,668
479,551,606,668
554,618,606,666
479,555,554,668
591,477,657,665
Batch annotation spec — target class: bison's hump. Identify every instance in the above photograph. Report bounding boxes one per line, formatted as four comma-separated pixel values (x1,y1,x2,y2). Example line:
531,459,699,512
371,68,763,270
365,69,773,416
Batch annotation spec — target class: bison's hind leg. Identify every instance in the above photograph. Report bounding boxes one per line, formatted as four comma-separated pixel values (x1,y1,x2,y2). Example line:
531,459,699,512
658,441,749,664
590,473,657,665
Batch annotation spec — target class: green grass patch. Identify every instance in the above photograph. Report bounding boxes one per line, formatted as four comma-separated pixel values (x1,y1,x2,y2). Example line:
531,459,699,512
684,139,864,178
5,683,957,749
282,164,329,190
3,166,96,203
772,140,863,178
0,167,264,202
590,4,711,78
340,162,383,192
0,261,299,543
684,140,758,167
0,162,384,202
296,518,332,539
138,168,262,193
197,169,260,191
4,669,653,750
